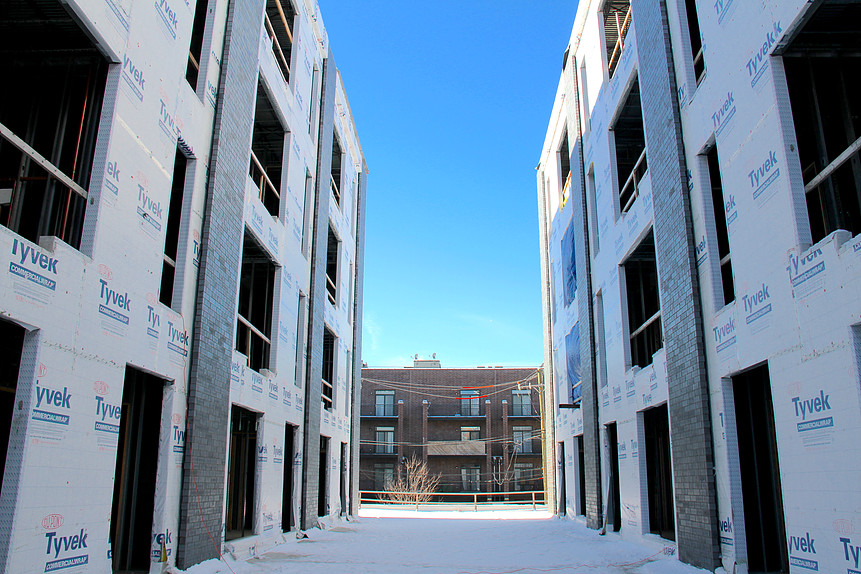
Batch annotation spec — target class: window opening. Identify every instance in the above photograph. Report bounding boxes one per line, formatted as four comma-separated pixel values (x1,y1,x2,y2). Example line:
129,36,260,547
160,147,189,307
322,328,335,410
613,78,648,214
0,321,25,497
461,426,480,441
375,427,394,454
264,0,296,84
331,135,343,208
624,232,662,369
644,404,675,540
603,0,632,79
460,390,480,416
236,234,277,372
294,292,307,387
558,442,567,515
560,129,571,208
226,406,258,541
783,4,861,242
0,2,108,250
575,435,587,516
512,426,533,454
461,465,481,492
282,424,295,531
318,437,329,516
606,422,621,531
301,170,313,257
250,82,285,218
326,226,340,305
684,0,705,84
513,463,533,491
374,463,394,491
733,364,788,572
375,390,394,416
512,390,532,416
186,0,209,87
111,367,165,569
706,146,735,305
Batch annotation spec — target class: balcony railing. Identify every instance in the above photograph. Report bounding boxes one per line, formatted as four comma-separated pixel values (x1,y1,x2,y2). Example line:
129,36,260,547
263,2,293,83
330,174,341,207
322,377,333,410
607,5,632,78
236,313,270,371
620,148,648,213
249,149,280,215
326,274,337,305
427,440,486,456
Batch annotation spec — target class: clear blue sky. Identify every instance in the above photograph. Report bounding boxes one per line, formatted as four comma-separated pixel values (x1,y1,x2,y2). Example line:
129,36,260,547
320,1,577,368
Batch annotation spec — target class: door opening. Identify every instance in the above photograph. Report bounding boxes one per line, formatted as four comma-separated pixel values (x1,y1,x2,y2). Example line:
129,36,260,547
733,365,787,573
282,424,295,532
111,366,164,573
340,442,348,515
576,435,586,516
558,442,567,515
318,437,329,516
606,423,621,532
644,403,675,540
0,321,25,496
226,406,257,541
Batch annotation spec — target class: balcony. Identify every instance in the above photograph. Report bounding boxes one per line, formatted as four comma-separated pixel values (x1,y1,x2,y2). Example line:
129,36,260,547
427,440,486,456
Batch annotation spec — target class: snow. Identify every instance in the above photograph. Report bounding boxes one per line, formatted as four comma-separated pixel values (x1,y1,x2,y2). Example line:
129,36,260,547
178,509,711,574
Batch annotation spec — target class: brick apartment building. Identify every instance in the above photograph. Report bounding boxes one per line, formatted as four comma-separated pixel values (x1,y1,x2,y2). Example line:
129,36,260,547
359,360,546,497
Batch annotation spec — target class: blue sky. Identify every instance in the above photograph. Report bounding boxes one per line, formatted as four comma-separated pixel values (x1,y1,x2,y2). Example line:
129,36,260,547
320,2,577,368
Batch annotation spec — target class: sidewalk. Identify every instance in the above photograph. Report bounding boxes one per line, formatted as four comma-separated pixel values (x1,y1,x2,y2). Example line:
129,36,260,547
182,509,711,574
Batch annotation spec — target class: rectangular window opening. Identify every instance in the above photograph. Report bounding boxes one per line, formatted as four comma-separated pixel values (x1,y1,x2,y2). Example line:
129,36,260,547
264,0,297,85
375,390,395,416
595,291,609,389
0,2,109,250
624,232,662,369
318,437,329,516
331,135,343,208
186,0,209,88
460,390,480,416
160,147,190,307
559,129,571,208
613,77,648,214
461,465,481,492
282,424,295,532
513,463,533,491
375,426,394,454
575,435,587,516
236,234,277,372
374,463,394,491
783,5,861,243
322,328,335,410
512,426,534,454
294,292,307,387
706,146,735,305
250,82,285,218
326,226,340,305
684,0,705,84
606,422,621,532
512,390,532,416
603,0,632,79
461,426,480,441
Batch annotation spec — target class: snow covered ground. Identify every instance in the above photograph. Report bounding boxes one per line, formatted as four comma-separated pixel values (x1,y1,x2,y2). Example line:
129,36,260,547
181,508,710,574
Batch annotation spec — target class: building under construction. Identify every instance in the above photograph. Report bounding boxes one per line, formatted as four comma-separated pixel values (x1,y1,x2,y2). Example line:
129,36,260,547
0,0,367,572
538,0,861,572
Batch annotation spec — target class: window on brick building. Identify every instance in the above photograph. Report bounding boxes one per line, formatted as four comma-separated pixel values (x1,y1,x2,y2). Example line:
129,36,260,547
0,2,108,250
264,0,297,85
624,231,662,369
602,0,632,79
236,234,277,372
512,390,532,416
684,0,705,84
374,463,394,491
460,390,480,416
461,426,480,441
186,0,209,88
461,465,481,491
783,3,861,242
513,463,533,491
704,146,735,306
513,426,533,454
559,128,571,208
322,327,335,410
250,82,285,218
612,77,648,214
375,427,394,454
375,390,394,416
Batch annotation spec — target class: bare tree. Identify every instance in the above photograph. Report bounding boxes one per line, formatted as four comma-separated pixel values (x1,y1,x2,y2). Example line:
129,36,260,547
385,456,441,504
